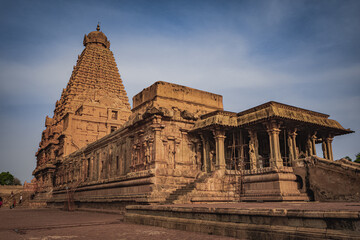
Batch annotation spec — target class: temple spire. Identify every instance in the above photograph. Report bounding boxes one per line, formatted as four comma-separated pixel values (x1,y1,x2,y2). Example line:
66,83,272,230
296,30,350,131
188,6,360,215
96,23,100,31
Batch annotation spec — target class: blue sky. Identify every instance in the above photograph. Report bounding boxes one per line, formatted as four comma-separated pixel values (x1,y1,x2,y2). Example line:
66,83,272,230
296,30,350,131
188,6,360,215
0,0,359,183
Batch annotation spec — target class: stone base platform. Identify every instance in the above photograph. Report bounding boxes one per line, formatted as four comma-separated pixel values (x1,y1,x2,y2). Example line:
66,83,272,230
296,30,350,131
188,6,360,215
241,167,310,202
124,202,360,240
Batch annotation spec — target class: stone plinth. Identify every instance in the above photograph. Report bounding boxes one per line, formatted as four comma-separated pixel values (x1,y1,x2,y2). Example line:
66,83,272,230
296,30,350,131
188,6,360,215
241,167,309,201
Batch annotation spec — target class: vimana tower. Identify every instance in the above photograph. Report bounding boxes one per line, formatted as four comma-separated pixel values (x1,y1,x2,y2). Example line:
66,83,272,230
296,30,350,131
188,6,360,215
34,25,131,190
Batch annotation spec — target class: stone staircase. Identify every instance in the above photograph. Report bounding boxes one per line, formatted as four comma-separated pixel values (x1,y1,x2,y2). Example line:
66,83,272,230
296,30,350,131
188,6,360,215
27,190,53,208
189,170,241,203
1,191,35,209
164,173,210,204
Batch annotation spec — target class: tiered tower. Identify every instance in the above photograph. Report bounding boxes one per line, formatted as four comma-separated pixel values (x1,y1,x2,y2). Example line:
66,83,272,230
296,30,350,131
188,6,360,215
33,25,131,190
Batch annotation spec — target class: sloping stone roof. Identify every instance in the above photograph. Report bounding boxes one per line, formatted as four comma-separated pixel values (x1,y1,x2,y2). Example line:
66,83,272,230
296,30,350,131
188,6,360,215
193,101,353,135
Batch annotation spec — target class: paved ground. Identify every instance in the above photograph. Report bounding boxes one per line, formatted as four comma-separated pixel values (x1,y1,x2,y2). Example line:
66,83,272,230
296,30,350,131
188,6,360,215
0,208,236,240
1,202,359,240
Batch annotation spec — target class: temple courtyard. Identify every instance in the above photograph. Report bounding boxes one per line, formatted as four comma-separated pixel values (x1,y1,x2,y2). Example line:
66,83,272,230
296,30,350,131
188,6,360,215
0,208,233,240
1,202,359,239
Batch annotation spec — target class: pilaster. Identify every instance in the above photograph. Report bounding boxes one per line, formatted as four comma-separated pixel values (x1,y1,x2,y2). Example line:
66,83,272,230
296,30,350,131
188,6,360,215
151,115,165,169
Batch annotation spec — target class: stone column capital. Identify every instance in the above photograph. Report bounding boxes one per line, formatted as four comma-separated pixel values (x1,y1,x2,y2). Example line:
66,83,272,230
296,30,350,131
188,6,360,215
264,120,282,133
268,128,281,134
212,129,226,139
287,128,297,134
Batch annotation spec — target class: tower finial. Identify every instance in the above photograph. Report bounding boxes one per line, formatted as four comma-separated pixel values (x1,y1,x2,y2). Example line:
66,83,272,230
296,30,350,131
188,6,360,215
96,22,100,31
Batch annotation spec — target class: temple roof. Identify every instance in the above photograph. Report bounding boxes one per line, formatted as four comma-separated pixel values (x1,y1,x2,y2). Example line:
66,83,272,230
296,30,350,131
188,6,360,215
193,101,353,136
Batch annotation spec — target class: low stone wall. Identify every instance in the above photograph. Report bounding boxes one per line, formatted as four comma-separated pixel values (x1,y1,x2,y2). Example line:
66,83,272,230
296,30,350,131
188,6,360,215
48,170,157,210
293,156,360,202
0,185,24,207
0,185,23,195
124,204,360,240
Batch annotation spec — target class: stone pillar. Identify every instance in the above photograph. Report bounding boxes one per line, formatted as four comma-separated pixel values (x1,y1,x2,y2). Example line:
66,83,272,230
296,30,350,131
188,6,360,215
287,132,294,164
306,134,313,157
265,121,283,168
311,132,317,156
322,140,329,159
326,136,334,161
288,128,299,162
200,134,208,172
248,130,258,170
213,129,226,170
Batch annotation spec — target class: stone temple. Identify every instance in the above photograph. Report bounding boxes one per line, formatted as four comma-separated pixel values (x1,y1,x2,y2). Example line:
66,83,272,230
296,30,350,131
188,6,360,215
32,26,358,209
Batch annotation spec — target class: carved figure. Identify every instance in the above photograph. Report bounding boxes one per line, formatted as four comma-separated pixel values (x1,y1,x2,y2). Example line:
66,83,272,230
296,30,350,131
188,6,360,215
287,135,294,165
249,142,256,169
144,142,151,165
307,136,313,156
209,150,216,171
131,145,137,168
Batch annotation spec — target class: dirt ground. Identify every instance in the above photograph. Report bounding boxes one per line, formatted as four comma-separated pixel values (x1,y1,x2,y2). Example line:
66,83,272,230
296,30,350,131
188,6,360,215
0,208,236,240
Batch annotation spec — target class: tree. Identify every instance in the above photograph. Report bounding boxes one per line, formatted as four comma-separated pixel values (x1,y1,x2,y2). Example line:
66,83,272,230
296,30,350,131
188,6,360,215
355,153,360,163
14,177,22,185
344,156,352,161
0,172,15,185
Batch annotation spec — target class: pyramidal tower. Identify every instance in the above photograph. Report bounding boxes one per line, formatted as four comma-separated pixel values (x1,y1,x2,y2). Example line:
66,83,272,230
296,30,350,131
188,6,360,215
34,25,131,186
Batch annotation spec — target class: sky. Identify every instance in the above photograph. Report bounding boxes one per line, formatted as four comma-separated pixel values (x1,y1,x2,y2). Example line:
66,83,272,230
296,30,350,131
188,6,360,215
0,0,359,184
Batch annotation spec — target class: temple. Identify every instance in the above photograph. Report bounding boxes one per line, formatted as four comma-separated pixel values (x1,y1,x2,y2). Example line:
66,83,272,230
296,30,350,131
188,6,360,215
32,26,358,209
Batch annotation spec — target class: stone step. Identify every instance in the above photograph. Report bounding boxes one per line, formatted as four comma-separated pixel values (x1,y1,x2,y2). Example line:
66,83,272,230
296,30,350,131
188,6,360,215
125,204,360,240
